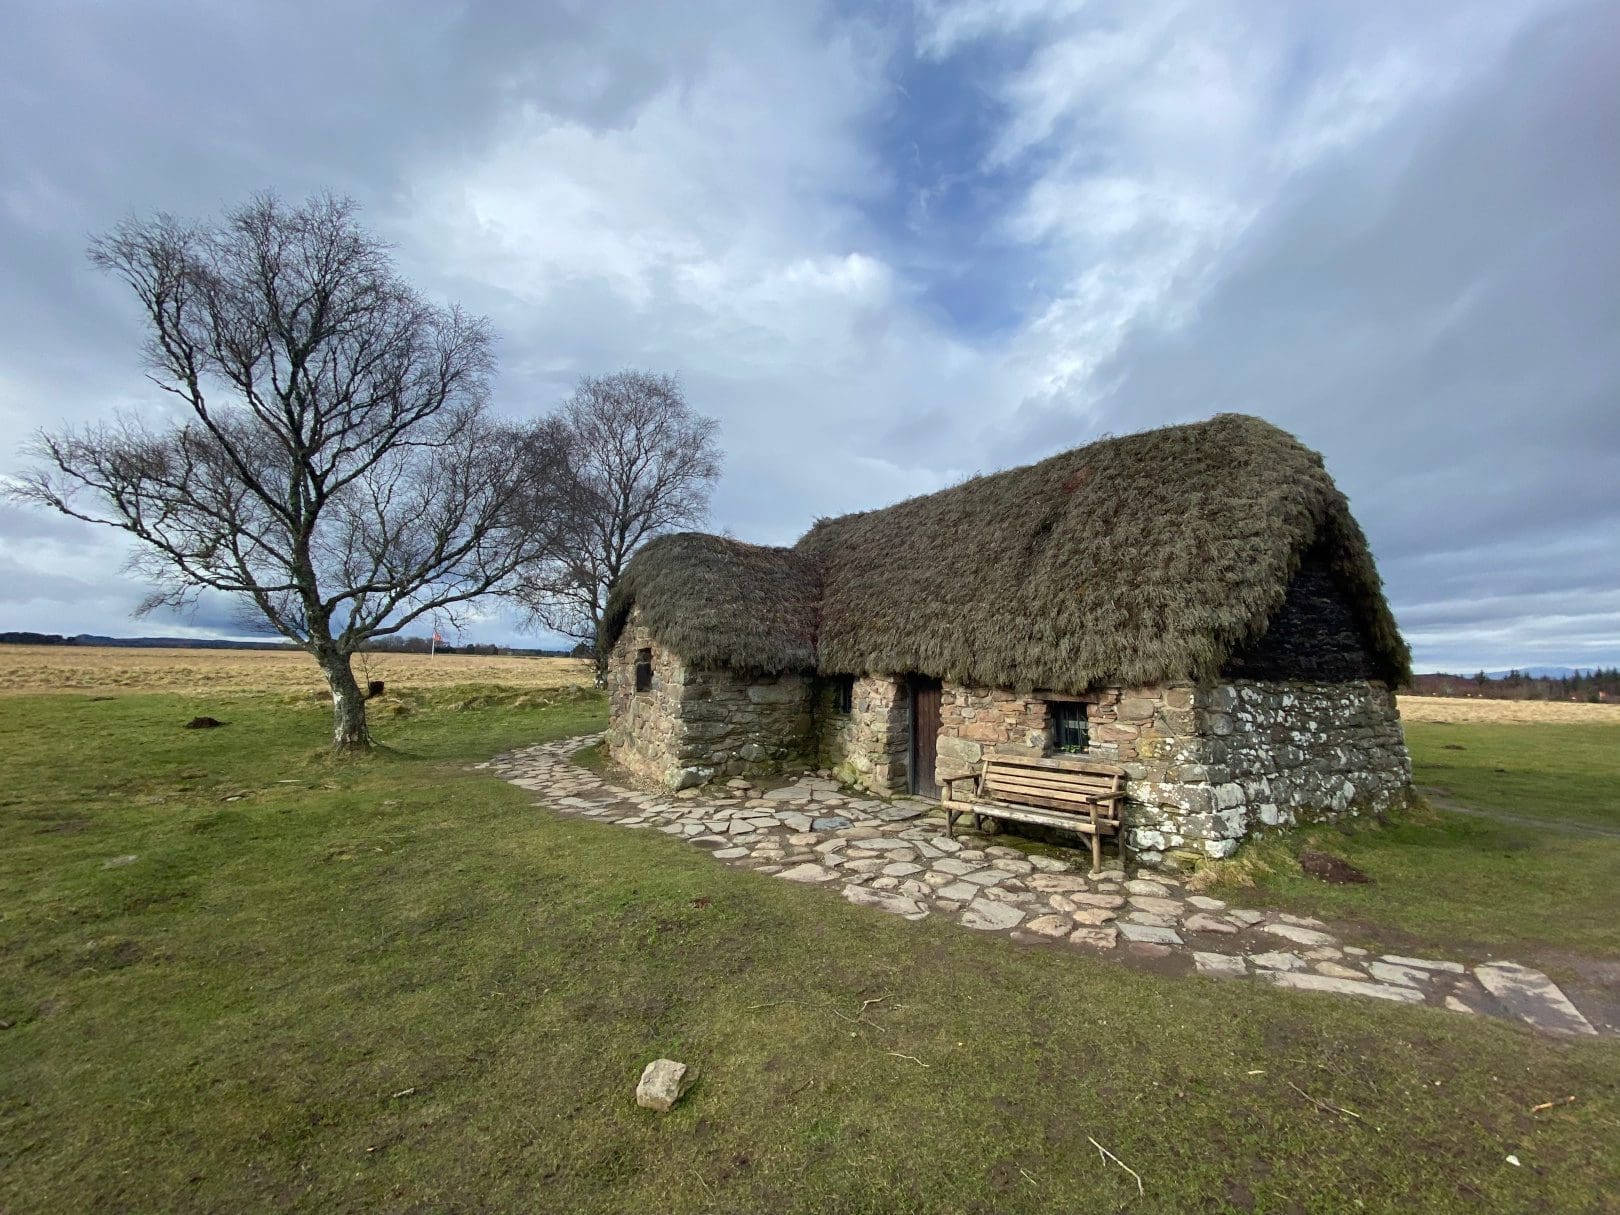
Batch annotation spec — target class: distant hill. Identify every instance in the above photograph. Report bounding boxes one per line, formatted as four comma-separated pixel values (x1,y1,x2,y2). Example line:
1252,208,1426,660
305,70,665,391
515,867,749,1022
74,634,294,650
0,632,296,650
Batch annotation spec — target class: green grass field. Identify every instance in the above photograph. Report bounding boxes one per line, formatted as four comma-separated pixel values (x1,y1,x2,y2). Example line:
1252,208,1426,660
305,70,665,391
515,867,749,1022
2,691,1618,1213
1201,721,1620,964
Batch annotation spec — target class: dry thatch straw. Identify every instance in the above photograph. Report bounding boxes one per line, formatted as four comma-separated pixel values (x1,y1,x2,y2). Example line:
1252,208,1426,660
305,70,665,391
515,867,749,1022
604,533,822,673
606,414,1410,692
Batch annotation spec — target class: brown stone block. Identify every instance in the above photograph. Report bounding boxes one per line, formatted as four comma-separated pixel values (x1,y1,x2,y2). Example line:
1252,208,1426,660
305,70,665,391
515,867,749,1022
1094,723,1139,743
960,722,1007,743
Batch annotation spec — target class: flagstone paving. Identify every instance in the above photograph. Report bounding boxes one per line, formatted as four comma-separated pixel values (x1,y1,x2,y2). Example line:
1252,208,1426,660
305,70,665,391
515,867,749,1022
487,737,1603,1038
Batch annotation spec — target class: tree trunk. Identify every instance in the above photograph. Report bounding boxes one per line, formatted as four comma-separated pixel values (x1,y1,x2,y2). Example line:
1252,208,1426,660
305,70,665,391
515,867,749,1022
316,648,371,751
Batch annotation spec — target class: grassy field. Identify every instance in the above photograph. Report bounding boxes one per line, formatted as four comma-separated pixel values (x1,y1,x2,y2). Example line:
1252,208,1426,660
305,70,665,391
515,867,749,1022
1202,716,1620,965
1399,694,1620,725
2,685,1618,1212
0,644,593,695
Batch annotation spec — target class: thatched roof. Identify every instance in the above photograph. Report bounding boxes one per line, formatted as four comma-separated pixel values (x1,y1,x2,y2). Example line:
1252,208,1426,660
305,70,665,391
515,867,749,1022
603,533,821,673
606,415,1410,688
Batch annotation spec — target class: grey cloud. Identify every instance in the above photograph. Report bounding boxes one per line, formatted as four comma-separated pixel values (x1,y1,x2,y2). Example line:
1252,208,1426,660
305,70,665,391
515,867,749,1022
1000,2,1619,670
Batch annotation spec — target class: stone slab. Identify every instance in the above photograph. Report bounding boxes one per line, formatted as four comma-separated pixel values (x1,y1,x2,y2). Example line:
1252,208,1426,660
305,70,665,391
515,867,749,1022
1259,971,1425,1004
1473,963,1598,1035
1117,922,1183,945
1193,952,1246,978
960,902,1025,931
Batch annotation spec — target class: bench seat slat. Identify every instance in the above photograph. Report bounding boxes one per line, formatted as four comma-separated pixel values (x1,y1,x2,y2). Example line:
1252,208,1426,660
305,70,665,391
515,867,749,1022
979,753,1126,776
983,779,1118,808
985,772,1119,796
941,800,1121,836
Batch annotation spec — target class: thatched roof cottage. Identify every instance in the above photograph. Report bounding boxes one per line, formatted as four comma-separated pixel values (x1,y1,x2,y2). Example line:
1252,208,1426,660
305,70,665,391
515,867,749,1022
602,414,1412,867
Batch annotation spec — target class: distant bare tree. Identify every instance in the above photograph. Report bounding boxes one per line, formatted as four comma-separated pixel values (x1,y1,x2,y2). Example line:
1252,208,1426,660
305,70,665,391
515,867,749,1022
10,194,571,749
512,370,721,678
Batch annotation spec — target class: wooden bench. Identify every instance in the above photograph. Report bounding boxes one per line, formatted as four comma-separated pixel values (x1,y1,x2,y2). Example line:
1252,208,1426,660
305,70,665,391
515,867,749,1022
941,755,1128,874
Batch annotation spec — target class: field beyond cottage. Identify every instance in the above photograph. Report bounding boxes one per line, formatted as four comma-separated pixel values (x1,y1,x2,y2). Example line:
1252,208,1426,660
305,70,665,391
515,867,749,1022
1,651,1617,1212
0,644,593,696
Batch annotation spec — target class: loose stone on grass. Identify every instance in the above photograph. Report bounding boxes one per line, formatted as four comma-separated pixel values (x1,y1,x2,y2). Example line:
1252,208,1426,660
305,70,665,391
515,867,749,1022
636,1059,690,1112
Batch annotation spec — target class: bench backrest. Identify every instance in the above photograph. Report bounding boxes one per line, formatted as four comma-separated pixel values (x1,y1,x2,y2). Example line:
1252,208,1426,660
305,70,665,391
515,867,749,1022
980,755,1123,818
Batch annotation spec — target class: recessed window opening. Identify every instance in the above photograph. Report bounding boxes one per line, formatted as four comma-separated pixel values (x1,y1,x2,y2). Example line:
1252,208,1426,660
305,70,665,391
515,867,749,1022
834,675,854,714
1050,701,1088,753
634,648,653,693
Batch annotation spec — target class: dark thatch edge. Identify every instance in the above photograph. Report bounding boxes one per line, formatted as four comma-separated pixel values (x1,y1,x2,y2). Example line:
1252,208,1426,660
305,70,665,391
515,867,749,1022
605,414,1411,691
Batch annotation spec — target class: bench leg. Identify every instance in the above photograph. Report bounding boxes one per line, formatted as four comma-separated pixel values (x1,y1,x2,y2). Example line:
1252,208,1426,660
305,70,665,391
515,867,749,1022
945,807,956,839
1089,829,1102,877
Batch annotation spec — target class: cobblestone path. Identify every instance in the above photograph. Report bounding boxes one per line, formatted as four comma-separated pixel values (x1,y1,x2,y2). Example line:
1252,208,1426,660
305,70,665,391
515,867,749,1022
488,737,1602,1037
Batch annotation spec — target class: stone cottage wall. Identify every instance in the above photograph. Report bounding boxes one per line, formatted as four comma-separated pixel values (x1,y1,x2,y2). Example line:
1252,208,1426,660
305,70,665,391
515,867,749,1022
605,620,688,786
925,679,1410,869
605,612,816,789
821,676,911,795
934,685,1051,780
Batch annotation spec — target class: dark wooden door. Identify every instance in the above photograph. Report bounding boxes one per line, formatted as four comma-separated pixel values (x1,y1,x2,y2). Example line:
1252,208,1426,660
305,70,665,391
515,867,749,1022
910,676,942,798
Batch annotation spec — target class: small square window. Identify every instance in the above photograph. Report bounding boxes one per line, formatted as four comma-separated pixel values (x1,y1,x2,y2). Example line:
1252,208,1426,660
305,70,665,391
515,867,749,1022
834,675,854,714
1050,702,1088,752
634,648,653,693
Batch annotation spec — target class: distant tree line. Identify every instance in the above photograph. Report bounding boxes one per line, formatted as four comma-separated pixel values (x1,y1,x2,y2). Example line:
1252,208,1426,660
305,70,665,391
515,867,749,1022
356,635,573,657
1411,669,1620,702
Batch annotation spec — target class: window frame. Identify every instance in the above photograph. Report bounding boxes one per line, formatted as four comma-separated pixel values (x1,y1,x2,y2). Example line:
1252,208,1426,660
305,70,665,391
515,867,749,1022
1048,700,1089,753
833,675,855,715
633,647,654,693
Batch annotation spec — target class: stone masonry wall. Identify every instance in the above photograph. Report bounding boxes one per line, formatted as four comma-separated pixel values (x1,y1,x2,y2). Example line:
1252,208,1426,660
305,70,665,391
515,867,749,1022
605,619,688,786
822,676,911,795
926,679,1410,869
606,612,816,789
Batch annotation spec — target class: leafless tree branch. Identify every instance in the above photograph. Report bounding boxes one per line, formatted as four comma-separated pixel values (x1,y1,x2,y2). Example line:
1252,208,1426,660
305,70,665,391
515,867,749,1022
8,193,571,748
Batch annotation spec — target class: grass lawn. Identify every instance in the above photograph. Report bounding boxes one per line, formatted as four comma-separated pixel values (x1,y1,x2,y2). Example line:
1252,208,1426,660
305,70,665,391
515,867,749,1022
3,691,1618,1213
1200,720,1620,963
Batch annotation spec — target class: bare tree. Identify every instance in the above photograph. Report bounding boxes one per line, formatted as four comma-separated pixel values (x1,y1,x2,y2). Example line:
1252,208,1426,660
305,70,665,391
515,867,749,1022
512,370,721,677
10,194,570,749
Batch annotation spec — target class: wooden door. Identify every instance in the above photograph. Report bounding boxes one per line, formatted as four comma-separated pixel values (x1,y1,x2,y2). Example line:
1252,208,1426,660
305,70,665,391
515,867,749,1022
910,676,942,798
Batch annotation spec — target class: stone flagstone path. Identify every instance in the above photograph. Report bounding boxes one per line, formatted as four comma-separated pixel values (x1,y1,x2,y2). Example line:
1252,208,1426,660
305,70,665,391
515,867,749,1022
487,737,1602,1037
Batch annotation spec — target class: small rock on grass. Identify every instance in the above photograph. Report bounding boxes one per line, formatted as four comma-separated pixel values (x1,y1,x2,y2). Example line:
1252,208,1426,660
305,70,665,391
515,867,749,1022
636,1059,690,1112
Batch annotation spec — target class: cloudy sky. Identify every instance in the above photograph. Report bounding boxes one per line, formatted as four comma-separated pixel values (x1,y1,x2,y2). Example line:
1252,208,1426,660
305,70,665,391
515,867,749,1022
1,0,1616,671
